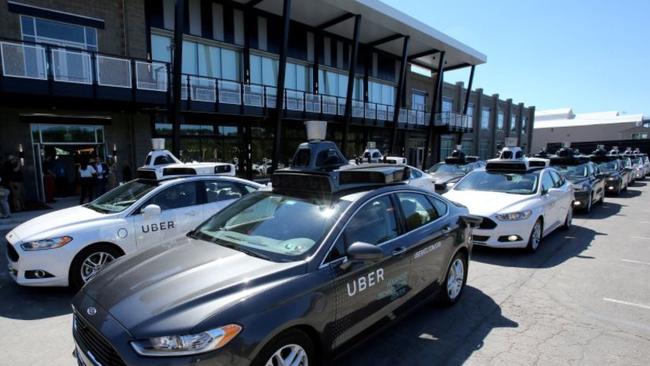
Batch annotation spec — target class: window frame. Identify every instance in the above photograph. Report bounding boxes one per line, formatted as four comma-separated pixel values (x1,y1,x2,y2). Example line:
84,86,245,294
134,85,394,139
136,181,201,213
394,192,441,232
319,190,450,268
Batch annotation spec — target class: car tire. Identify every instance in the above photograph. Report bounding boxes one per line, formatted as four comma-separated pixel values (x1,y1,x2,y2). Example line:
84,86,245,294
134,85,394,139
437,251,468,307
584,194,592,213
598,190,605,204
561,208,572,230
526,219,543,253
69,244,122,291
252,329,315,366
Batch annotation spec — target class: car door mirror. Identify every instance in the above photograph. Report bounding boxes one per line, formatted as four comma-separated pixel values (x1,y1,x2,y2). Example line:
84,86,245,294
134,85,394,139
340,242,384,270
141,204,161,218
460,214,483,228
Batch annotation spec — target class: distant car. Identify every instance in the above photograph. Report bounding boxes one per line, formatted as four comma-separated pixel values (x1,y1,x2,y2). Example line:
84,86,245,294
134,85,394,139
427,152,484,193
406,165,435,191
444,147,574,252
361,148,407,165
626,155,646,181
621,156,638,184
71,139,481,366
549,148,605,213
590,149,630,195
5,175,263,289
137,145,236,180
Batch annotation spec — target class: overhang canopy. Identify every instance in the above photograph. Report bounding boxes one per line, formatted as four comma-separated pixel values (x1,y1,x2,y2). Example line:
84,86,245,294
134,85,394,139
239,0,487,70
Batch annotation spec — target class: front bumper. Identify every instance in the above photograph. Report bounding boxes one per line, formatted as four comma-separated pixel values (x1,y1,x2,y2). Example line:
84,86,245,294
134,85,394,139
5,236,71,287
72,296,252,366
572,191,590,208
604,179,622,193
471,217,535,249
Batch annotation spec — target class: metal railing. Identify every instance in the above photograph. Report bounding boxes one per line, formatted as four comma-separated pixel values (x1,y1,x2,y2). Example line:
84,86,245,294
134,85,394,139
0,39,469,128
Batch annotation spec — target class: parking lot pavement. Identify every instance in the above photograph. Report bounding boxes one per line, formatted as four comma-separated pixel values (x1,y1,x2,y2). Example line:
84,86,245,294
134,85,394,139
1,181,650,365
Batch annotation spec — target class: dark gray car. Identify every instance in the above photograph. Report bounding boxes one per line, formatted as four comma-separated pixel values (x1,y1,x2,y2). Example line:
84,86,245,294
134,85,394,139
72,166,479,366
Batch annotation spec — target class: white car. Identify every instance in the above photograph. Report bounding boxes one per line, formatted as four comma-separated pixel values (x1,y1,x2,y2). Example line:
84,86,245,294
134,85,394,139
443,148,574,252
361,148,407,164
137,147,236,179
406,165,435,191
5,175,263,289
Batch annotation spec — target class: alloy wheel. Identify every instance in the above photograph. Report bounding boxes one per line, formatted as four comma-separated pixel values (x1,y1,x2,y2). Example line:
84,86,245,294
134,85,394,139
81,251,116,283
265,344,308,366
447,258,465,300
531,221,542,250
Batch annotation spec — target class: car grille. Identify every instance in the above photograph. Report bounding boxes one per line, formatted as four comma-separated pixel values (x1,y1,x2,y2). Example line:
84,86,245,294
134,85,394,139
472,235,490,242
479,217,497,229
6,242,19,262
73,314,126,366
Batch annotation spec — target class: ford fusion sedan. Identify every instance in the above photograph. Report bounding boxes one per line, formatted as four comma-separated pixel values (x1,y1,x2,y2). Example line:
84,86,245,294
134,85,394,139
5,175,263,289
71,146,480,366
444,147,574,252
590,150,630,195
549,150,604,213
427,152,483,193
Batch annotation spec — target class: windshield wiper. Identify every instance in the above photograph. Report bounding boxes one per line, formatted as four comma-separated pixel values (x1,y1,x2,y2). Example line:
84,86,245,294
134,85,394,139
218,241,272,260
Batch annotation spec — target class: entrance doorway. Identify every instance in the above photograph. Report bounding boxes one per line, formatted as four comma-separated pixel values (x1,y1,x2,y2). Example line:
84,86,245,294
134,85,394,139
31,124,106,203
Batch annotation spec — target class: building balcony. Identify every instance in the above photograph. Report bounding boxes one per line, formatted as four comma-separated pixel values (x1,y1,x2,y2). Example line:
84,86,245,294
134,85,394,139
434,112,473,132
0,39,468,131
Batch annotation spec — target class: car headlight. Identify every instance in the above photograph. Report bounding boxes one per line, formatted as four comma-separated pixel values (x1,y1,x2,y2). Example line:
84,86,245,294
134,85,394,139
606,177,617,181
495,210,532,221
20,236,72,251
572,184,589,192
131,324,242,356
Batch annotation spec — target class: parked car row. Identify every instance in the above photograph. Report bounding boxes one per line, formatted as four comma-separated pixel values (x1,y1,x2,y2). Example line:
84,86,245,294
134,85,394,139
2,129,647,365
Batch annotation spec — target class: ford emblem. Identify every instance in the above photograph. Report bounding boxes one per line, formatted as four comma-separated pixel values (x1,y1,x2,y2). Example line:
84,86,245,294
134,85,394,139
86,307,97,316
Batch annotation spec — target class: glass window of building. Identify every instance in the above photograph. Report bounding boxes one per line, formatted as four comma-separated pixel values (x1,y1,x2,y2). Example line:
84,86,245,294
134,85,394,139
467,103,474,119
461,138,474,155
440,135,455,159
442,97,453,113
21,15,97,51
319,69,362,99
479,140,490,160
510,113,517,133
368,80,395,106
151,34,172,63
412,90,426,111
522,116,528,131
497,111,504,130
481,107,491,130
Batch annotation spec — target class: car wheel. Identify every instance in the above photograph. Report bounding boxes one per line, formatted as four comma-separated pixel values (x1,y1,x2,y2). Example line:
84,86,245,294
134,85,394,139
562,208,572,230
585,194,592,213
69,244,122,291
526,219,543,253
252,329,315,366
598,190,605,204
437,251,468,306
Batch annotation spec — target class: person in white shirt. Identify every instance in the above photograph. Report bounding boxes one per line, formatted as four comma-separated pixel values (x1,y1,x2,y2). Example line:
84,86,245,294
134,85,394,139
78,160,97,204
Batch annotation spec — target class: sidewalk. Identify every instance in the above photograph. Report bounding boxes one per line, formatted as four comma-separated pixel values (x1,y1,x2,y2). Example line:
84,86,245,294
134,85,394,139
0,197,79,232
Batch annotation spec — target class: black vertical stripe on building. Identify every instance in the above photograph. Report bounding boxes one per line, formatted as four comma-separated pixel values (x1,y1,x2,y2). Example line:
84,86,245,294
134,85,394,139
200,0,213,39
330,39,337,68
266,16,280,53
248,13,259,50
147,0,164,29
183,0,190,34
222,3,234,44
288,21,307,61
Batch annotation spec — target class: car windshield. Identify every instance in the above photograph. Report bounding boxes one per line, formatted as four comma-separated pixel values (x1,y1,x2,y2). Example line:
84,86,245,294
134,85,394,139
429,163,467,174
86,180,158,213
552,164,588,179
193,192,350,261
597,161,619,172
454,171,540,195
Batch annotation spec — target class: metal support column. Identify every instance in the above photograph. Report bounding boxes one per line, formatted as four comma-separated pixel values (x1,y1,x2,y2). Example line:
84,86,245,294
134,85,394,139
421,51,445,169
271,0,292,172
463,65,475,115
342,14,361,156
390,36,409,155
170,0,185,155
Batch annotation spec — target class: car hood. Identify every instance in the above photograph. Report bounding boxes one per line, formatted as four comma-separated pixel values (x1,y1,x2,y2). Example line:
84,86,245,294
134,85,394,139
82,236,304,337
443,190,535,216
430,172,462,184
9,205,107,241
567,177,589,186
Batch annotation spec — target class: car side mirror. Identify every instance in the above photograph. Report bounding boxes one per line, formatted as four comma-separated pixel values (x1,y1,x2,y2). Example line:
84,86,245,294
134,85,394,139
340,242,384,269
460,214,483,228
141,204,161,218
541,188,549,195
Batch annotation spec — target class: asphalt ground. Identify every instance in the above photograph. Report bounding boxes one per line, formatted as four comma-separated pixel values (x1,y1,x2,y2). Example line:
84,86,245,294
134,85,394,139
1,180,649,365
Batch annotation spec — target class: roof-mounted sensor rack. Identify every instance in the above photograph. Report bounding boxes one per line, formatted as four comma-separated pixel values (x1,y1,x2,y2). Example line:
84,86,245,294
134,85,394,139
486,146,532,173
550,147,589,165
445,149,467,164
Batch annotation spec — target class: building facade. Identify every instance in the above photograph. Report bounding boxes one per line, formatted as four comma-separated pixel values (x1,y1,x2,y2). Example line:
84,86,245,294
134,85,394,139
0,0,535,203
532,108,649,154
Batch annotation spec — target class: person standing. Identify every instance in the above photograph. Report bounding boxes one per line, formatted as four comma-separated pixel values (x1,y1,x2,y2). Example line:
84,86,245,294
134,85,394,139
4,154,24,212
78,160,96,204
93,157,108,198
0,175,10,218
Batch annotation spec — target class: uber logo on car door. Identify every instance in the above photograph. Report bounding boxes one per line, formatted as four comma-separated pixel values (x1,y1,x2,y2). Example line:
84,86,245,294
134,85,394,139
346,268,384,297
141,221,175,233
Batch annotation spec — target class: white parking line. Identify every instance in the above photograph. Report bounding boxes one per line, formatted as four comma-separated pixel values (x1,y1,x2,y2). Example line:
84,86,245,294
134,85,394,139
622,259,650,266
603,298,650,310
630,236,650,240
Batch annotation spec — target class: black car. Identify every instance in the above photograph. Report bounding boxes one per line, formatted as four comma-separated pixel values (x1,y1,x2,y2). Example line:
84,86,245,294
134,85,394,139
72,140,480,366
589,149,630,195
427,150,484,192
550,148,605,213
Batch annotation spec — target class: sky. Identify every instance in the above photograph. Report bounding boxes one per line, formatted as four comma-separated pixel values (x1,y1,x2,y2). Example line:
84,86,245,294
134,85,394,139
382,0,650,116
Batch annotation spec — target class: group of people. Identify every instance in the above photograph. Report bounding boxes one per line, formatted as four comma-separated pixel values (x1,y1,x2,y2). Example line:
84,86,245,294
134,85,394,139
76,157,117,205
0,154,25,218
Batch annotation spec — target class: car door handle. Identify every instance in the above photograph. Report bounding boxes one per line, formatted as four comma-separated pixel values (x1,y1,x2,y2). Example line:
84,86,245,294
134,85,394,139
392,247,407,256
442,226,452,234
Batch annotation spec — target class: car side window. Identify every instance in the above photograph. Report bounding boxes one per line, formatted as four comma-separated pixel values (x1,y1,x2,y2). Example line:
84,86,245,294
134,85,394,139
549,170,563,188
410,169,422,179
205,181,244,203
541,172,554,193
396,193,440,232
145,182,197,211
154,154,175,165
428,196,449,216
